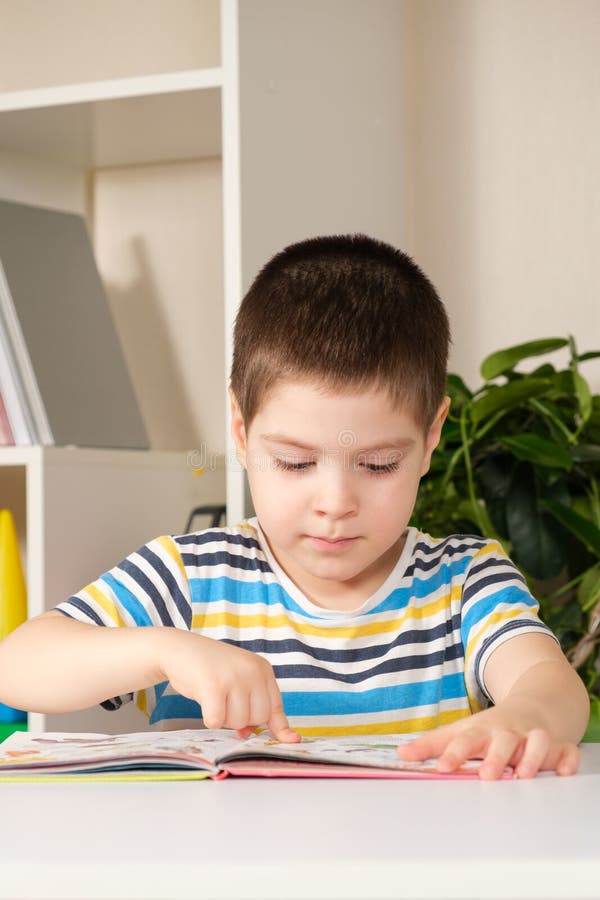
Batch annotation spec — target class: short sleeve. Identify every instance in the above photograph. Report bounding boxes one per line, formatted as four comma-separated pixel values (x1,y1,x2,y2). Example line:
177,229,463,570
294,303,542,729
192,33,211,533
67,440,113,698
460,541,559,711
53,535,192,711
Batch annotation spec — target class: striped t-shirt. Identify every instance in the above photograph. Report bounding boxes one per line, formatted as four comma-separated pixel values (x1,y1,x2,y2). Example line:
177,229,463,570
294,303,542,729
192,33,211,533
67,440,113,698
55,518,557,737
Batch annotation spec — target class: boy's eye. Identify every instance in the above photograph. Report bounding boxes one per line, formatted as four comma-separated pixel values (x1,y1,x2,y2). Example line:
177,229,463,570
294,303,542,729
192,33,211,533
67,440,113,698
273,458,314,472
362,462,401,475
357,452,402,475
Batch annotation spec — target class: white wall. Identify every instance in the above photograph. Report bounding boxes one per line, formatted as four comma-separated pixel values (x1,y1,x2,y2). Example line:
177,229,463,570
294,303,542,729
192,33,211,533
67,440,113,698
93,160,225,453
3,0,598,452
403,0,600,391
238,0,406,293
0,152,85,212
0,0,219,90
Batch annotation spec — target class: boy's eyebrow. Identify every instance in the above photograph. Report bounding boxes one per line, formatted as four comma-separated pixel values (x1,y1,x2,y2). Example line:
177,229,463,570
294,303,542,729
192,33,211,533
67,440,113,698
260,433,416,453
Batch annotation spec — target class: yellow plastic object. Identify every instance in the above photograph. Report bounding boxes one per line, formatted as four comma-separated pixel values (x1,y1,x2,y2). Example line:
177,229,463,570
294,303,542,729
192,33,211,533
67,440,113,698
0,509,27,641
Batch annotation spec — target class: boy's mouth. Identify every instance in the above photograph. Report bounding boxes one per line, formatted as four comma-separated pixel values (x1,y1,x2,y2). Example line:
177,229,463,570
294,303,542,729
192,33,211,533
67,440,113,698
307,535,358,551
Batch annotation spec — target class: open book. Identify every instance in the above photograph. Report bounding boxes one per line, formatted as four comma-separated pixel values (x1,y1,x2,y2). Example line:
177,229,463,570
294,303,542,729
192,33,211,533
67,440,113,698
0,729,512,781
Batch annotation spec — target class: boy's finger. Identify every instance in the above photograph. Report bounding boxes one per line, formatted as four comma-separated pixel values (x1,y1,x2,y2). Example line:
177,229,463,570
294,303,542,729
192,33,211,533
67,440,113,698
476,730,522,780
200,692,227,730
266,678,301,742
236,726,255,740
396,727,455,761
224,691,251,731
267,713,302,744
435,728,490,772
248,688,274,731
267,706,301,742
514,728,551,779
555,743,580,776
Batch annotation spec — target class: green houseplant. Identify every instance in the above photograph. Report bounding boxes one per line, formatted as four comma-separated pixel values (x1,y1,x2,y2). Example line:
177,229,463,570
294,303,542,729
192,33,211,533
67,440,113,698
411,337,600,738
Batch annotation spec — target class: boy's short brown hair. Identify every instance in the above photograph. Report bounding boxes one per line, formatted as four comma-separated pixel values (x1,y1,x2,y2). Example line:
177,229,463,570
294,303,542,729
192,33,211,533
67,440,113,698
230,234,450,432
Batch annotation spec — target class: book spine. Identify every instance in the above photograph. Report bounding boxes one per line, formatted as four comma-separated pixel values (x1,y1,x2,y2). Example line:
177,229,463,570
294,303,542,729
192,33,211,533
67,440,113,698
0,309,36,445
0,260,51,445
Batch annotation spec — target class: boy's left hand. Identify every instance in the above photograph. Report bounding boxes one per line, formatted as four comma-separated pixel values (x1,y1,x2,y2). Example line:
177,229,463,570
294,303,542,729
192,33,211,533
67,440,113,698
396,704,580,780
398,632,588,780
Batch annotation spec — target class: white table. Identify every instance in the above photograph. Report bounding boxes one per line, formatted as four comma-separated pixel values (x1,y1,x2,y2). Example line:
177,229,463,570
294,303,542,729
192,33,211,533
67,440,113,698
1,744,599,900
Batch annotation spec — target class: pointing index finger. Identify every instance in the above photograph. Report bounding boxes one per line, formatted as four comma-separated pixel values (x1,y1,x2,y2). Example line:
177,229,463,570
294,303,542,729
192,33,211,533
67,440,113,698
267,707,302,743
266,679,301,742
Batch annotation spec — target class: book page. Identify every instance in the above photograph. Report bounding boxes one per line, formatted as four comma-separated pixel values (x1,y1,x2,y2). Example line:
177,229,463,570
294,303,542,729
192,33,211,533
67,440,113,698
0,729,502,778
218,731,483,773
0,729,244,775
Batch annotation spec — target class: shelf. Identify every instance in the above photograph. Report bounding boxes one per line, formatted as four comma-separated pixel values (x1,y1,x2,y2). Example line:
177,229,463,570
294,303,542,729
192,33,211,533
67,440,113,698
0,446,226,735
0,445,226,470
0,446,226,614
0,446,39,466
0,70,223,167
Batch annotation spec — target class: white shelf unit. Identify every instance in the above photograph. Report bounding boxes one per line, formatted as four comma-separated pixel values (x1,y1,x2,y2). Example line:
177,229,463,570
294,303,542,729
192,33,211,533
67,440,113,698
0,0,407,521
0,0,406,731
0,446,225,733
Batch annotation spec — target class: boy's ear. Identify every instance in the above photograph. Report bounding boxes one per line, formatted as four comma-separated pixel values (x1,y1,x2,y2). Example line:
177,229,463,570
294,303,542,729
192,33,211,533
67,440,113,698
229,388,248,469
420,396,451,476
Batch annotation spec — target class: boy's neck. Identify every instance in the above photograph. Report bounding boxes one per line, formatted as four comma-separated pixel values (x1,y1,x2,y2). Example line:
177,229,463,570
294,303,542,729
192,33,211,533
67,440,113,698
259,528,408,613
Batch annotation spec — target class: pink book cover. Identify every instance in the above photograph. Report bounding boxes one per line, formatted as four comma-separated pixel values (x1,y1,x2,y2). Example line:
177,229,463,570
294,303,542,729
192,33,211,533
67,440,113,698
0,391,15,445
220,758,513,780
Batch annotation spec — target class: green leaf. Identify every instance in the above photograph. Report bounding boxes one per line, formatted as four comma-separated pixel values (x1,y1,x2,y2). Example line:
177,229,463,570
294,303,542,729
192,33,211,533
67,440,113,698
481,338,569,381
470,379,552,428
577,563,600,612
548,370,576,396
571,444,600,463
530,363,556,379
543,500,600,557
446,374,472,405
573,371,593,424
578,351,600,363
440,422,462,444
499,434,573,470
506,466,566,579
477,455,515,539
583,701,600,742
453,498,505,545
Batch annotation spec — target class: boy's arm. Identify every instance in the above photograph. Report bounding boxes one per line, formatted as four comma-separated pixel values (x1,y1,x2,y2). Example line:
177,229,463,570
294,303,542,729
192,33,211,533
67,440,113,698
0,610,299,741
397,632,590,779
0,610,166,713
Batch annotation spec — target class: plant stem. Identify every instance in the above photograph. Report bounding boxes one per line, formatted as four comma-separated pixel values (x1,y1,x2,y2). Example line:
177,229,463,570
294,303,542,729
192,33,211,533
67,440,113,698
473,409,510,442
460,406,488,537
440,445,466,493
589,477,600,529
543,572,586,604
529,398,577,444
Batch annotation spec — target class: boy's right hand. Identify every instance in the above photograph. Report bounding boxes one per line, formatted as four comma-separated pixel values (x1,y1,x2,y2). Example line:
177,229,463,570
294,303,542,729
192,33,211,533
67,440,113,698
157,630,301,743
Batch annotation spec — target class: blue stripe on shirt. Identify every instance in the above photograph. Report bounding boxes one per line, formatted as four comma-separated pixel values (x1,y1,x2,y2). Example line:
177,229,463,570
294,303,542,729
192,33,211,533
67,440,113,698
149,693,202,725
461,584,537,645
100,573,154,626
189,560,470,618
282,672,466,717
189,576,325,619
148,672,467,724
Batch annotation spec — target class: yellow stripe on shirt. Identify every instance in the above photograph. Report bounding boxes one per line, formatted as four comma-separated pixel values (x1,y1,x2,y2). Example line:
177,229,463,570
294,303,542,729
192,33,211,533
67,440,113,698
464,608,529,672
155,535,187,579
191,585,462,638
296,707,470,738
83,582,128,627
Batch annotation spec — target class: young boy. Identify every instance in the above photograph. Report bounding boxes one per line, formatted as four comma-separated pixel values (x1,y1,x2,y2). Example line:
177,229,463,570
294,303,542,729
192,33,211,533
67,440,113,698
0,235,589,779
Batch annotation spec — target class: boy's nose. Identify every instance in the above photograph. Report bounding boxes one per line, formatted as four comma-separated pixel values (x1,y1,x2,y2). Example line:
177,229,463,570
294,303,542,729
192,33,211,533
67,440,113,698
312,469,358,519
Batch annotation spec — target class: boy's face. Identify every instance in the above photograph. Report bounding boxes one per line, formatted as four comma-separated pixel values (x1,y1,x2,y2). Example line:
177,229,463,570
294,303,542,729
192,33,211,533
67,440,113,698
230,380,449,610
